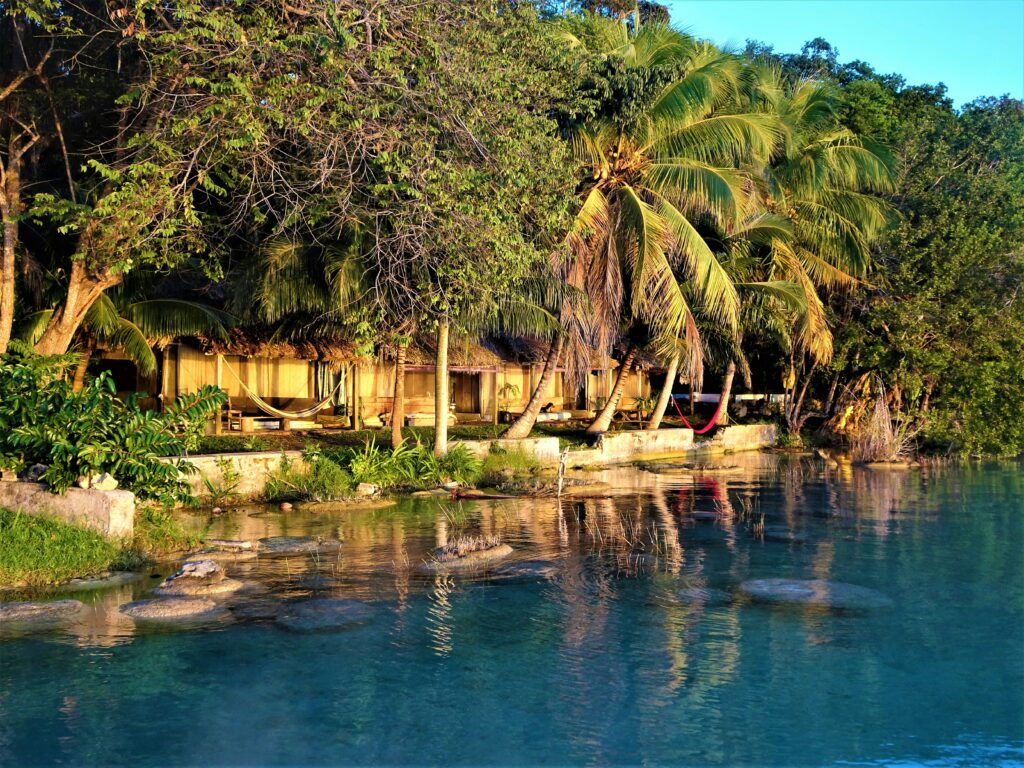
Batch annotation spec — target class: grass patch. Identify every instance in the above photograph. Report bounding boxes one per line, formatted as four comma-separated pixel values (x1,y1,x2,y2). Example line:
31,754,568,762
265,452,355,502
0,508,123,587
0,506,203,588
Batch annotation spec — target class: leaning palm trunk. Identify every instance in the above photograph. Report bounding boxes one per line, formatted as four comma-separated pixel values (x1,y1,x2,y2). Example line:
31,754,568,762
586,345,638,434
71,339,95,392
647,352,680,430
390,342,407,449
716,360,736,427
503,336,564,439
433,319,450,457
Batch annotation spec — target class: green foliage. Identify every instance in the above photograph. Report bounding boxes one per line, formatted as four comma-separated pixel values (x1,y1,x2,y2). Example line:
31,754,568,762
200,457,242,507
264,452,355,503
0,343,226,504
328,438,483,490
479,445,542,486
196,435,271,454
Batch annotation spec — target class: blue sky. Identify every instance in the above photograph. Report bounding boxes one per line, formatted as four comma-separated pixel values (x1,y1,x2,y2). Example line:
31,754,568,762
665,0,1024,105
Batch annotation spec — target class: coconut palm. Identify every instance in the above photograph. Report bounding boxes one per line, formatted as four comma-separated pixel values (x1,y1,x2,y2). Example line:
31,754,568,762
553,15,782,434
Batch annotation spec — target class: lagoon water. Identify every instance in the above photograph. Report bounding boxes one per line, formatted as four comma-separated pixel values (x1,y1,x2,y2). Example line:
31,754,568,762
1,455,1022,766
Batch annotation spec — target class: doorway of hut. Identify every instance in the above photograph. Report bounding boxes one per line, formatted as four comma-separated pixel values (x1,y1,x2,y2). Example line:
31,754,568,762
451,372,481,416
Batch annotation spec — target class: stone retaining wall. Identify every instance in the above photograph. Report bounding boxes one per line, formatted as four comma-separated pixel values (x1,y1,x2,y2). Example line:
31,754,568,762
170,425,777,500
0,481,135,539
179,451,305,499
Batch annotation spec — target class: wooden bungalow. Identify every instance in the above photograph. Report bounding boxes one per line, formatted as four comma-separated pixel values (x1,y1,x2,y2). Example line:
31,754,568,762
91,331,655,433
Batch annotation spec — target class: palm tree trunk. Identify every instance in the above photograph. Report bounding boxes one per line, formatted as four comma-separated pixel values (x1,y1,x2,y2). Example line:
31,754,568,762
71,337,96,392
0,161,20,356
647,352,680,430
503,335,563,439
433,318,450,457
586,345,638,434
717,360,736,426
390,342,407,449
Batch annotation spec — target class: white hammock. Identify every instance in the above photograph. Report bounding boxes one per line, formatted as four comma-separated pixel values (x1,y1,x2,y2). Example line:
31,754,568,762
223,359,344,420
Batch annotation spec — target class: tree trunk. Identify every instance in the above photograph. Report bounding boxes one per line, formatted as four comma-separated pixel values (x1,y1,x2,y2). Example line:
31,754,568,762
717,361,737,426
0,139,29,356
647,352,680,430
71,337,96,392
503,335,563,439
586,345,638,434
390,342,407,449
433,318,450,457
34,251,119,356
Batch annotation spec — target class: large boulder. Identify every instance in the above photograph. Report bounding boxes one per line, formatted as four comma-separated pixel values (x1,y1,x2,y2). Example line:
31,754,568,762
740,579,893,610
275,599,376,632
153,559,244,596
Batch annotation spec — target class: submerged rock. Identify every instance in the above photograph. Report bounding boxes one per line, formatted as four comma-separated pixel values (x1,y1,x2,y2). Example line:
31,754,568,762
120,597,226,621
0,599,83,623
740,579,893,609
257,536,342,555
229,600,283,621
676,587,732,606
153,559,244,596
493,560,559,582
275,598,375,632
761,526,812,544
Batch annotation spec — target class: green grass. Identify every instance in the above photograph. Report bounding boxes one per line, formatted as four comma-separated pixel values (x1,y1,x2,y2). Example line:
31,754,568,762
0,508,122,587
479,445,542,486
0,506,203,588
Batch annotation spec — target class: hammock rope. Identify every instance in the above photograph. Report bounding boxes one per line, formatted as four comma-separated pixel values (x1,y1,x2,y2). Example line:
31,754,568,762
671,394,726,435
222,359,344,420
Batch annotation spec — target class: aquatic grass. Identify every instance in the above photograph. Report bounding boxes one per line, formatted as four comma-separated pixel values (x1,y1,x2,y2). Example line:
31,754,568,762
433,535,503,563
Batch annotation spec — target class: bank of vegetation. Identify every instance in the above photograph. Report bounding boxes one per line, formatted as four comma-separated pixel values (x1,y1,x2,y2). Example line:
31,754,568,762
0,0,1019,505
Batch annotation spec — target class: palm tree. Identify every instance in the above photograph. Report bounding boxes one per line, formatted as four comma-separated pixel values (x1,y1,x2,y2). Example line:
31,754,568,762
553,16,781,434
19,283,232,391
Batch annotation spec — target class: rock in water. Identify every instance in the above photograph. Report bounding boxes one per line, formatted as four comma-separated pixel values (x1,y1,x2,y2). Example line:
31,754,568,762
153,559,244,596
121,598,225,621
421,540,514,571
355,483,380,497
740,579,893,609
275,599,375,632
257,536,342,555
0,600,83,623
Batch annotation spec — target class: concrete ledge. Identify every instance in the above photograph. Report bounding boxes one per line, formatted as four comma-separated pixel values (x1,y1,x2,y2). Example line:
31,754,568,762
452,437,562,464
0,481,134,539
697,424,777,453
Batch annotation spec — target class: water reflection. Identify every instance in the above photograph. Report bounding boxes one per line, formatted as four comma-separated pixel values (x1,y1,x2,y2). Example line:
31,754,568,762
1,457,1022,767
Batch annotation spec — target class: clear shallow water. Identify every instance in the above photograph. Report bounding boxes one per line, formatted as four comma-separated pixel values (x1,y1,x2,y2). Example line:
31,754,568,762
1,455,1022,767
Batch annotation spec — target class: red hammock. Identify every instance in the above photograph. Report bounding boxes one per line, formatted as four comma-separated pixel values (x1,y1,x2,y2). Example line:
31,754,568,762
671,394,726,435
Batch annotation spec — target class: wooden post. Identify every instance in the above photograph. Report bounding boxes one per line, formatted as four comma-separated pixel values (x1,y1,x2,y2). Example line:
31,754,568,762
214,353,224,435
491,368,499,425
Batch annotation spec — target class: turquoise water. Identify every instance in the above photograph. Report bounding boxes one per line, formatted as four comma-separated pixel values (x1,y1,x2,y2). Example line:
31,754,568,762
1,456,1022,766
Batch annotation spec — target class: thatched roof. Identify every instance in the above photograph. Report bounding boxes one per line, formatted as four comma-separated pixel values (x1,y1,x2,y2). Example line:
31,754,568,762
194,328,357,362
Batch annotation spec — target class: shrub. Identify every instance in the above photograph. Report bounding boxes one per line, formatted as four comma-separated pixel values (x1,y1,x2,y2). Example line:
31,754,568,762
479,444,540,486
264,452,354,502
0,342,226,505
